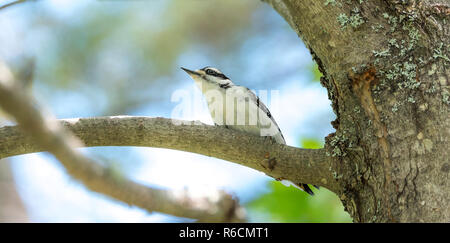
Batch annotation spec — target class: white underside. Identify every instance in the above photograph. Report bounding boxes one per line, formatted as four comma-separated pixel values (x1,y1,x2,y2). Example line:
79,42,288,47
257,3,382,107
192,77,302,191
196,81,285,144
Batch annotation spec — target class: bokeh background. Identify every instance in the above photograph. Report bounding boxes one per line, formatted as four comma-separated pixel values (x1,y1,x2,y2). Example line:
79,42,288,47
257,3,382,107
0,0,351,222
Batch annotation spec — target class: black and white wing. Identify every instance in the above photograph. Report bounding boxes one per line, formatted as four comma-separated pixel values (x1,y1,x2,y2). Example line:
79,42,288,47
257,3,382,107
245,88,317,196
244,87,286,144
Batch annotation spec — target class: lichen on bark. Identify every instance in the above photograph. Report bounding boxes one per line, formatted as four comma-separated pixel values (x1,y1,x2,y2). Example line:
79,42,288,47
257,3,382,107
264,0,449,222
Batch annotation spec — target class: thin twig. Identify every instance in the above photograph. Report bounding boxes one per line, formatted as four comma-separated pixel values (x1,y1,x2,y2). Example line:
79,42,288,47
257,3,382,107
0,0,28,11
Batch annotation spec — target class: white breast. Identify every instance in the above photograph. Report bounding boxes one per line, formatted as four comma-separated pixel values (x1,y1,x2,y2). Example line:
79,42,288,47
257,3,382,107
201,85,285,144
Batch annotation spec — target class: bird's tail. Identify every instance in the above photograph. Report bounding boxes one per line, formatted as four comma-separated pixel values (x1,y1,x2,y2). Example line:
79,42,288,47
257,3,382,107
300,184,319,196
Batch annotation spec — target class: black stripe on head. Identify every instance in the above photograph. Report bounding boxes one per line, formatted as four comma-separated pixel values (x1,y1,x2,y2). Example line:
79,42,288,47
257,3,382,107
202,67,229,80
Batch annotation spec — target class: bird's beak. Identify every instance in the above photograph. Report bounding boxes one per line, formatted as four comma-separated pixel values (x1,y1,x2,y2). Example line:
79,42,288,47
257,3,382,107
181,67,201,77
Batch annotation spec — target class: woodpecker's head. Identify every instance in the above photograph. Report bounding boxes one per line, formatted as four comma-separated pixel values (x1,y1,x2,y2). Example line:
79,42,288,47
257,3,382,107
181,66,233,89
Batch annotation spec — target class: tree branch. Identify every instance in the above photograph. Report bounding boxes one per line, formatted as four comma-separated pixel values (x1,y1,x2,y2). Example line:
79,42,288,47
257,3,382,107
0,0,29,11
0,115,338,192
0,63,246,222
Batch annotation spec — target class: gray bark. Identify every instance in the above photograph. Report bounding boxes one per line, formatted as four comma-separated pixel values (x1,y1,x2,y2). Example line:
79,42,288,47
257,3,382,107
264,0,449,222
1,0,448,222
0,116,337,192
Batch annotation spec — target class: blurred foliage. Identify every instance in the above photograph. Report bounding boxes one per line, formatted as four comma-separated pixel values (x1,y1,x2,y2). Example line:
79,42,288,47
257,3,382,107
27,0,260,115
310,63,323,83
300,137,323,149
1,0,346,222
246,138,352,222
247,181,352,222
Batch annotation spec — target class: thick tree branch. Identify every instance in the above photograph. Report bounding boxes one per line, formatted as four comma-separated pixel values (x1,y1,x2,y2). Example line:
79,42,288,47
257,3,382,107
0,63,246,222
0,116,338,192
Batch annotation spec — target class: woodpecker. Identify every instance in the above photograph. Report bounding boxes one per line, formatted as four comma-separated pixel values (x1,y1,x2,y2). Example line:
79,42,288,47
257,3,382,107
181,66,315,195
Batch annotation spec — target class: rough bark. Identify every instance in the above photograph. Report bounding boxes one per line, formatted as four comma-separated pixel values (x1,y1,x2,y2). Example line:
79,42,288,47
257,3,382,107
264,0,449,222
0,116,338,192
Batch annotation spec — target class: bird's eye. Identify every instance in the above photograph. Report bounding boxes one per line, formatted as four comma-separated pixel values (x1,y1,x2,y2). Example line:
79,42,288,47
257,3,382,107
206,69,215,75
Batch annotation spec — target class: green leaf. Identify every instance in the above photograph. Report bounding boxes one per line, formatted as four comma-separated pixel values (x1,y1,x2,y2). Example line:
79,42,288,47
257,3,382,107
246,181,352,222
310,63,323,83
301,137,323,149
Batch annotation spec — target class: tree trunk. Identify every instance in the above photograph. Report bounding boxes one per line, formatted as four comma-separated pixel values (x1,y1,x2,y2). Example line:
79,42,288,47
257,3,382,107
265,0,449,222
